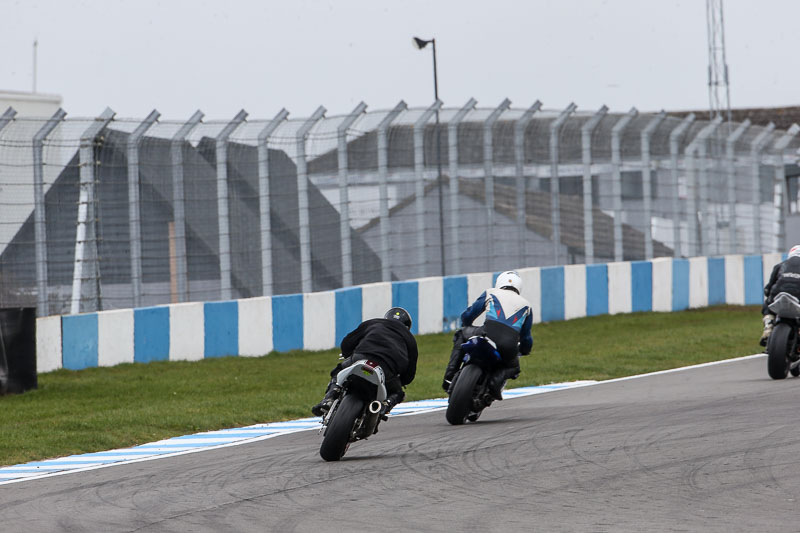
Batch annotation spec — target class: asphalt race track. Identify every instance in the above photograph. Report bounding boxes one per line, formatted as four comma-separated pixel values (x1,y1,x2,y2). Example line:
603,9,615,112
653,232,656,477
2,354,798,532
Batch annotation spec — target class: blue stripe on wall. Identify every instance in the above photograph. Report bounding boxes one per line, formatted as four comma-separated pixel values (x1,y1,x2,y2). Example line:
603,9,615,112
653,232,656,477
744,255,764,305
392,281,419,335
335,287,362,346
272,294,304,352
672,258,690,311
586,264,608,316
62,314,98,371
631,261,653,312
491,271,500,287
204,301,239,358
707,257,726,305
443,276,468,331
541,266,565,322
134,307,169,363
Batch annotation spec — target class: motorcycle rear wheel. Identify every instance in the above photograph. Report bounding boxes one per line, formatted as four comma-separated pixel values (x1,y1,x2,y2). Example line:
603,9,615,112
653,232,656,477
320,394,364,461
767,323,792,380
446,365,483,425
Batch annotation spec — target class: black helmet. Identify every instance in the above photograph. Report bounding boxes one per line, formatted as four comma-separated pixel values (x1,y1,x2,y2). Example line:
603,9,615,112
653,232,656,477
384,307,412,330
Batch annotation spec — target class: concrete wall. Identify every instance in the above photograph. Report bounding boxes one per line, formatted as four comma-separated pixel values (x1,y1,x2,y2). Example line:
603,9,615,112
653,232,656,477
36,253,774,372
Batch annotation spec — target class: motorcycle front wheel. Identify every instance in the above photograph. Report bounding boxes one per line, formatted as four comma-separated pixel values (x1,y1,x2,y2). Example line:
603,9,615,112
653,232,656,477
320,394,364,461
446,365,483,425
767,323,792,380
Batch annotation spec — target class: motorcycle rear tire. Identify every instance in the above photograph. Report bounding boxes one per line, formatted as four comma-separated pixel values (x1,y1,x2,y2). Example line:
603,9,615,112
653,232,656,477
446,365,483,426
767,323,792,380
320,394,364,461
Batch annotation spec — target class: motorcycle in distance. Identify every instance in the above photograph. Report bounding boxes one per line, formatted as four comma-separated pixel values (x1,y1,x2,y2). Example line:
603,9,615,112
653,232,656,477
318,356,389,461
445,327,507,425
767,292,800,380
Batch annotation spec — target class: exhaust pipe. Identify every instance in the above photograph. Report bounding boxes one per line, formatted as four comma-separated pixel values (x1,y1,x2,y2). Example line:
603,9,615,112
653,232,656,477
359,400,385,438
368,400,383,415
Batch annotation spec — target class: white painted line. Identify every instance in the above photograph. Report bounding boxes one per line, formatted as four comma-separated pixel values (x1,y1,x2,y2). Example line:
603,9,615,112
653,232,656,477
547,353,766,391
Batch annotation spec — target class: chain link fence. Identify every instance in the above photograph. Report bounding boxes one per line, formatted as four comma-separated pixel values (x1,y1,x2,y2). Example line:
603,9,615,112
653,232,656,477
1,102,798,316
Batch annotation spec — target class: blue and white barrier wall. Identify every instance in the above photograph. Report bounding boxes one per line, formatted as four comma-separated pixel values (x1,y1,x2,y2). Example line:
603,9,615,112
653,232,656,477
35,253,781,373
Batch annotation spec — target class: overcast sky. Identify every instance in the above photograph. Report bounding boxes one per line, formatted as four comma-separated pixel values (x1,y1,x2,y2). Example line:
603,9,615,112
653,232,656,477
2,0,799,119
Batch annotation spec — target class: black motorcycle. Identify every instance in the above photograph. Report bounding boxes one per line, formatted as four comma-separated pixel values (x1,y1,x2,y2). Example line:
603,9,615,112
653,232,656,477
445,333,505,425
766,292,800,379
318,358,388,461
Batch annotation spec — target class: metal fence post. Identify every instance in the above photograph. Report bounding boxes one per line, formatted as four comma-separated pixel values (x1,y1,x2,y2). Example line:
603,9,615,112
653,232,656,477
668,113,695,257
549,102,577,265
170,110,204,302
32,108,65,317
0,107,15,130
483,98,511,269
337,101,367,287
611,107,638,262
749,122,775,254
127,109,160,308
377,101,407,282
725,119,751,254
257,108,289,296
71,107,115,315
296,106,326,293
771,124,800,252
581,105,608,264
414,100,443,278
684,116,722,257
216,109,248,301
640,111,666,260
697,116,722,256
448,98,476,273
514,101,542,267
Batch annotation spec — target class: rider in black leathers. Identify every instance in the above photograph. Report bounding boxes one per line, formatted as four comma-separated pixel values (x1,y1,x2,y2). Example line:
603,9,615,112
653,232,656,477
312,307,418,417
761,246,800,346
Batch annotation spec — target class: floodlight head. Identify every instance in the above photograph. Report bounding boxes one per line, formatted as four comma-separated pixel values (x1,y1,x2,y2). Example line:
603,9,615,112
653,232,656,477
413,37,431,50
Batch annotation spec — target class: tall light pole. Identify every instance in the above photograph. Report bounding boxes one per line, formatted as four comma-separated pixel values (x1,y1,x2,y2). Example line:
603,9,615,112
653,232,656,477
413,36,446,276
706,0,731,124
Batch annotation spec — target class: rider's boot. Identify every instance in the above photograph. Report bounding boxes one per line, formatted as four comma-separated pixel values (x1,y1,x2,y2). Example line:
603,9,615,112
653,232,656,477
442,330,466,391
381,390,406,420
311,380,341,416
487,367,520,401
487,370,506,401
760,314,775,347
442,354,460,392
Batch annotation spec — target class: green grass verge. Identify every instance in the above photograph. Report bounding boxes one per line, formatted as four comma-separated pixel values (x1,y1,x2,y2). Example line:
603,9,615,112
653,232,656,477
0,305,762,466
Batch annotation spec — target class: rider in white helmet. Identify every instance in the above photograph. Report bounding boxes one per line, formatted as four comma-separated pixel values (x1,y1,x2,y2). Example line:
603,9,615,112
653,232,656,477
761,245,800,346
442,270,533,400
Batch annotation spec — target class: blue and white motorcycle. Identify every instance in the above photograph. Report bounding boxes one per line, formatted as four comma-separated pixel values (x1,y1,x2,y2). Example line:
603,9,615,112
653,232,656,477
318,358,388,461
445,333,505,425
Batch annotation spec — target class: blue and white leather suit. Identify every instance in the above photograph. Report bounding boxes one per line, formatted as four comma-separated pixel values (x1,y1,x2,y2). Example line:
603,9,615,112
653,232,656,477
461,287,533,359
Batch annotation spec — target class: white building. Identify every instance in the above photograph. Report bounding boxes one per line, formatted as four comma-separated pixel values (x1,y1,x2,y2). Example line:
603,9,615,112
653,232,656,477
0,90,62,117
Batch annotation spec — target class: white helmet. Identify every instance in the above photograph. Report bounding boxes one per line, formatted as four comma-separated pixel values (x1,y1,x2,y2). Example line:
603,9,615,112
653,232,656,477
789,245,800,258
495,270,523,293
